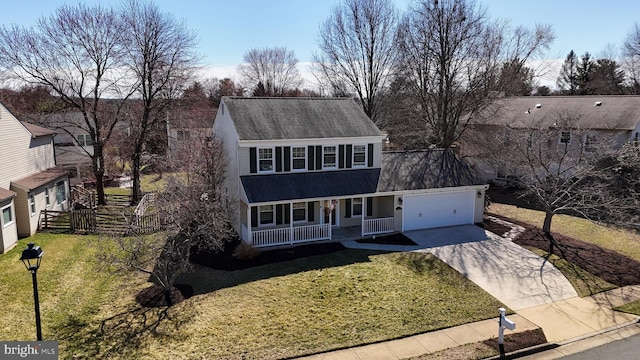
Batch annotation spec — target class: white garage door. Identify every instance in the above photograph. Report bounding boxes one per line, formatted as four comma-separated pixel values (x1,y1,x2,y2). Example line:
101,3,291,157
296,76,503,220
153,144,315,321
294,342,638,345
403,191,475,231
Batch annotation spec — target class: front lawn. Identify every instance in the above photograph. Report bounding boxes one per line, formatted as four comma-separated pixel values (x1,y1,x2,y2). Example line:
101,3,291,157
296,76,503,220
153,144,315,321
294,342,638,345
0,236,506,359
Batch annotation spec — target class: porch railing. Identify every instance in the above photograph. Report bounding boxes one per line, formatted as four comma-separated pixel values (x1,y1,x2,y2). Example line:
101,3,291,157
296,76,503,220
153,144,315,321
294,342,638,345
363,217,394,236
251,223,331,248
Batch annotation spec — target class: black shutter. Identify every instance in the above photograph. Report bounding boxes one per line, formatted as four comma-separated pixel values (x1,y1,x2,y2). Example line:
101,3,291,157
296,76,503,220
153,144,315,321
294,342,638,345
250,147,257,173
284,204,290,223
284,146,291,171
346,144,353,168
308,202,314,222
367,197,373,216
339,145,345,169
345,199,352,218
308,145,315,170
367,143,374,167
251,206,258,227
276,204,283,225
276,147,282,172
316,145,322,170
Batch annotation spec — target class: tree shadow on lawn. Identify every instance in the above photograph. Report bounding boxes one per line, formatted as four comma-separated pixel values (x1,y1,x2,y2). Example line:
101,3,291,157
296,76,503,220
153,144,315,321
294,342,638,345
52,301,195,359
487,214,640,287
181,244,390,296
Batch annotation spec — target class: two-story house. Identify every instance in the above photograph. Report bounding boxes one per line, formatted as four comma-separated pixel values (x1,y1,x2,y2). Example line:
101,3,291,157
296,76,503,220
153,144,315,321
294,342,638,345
213,97,487,248
0,102,69,253
463,96,640,182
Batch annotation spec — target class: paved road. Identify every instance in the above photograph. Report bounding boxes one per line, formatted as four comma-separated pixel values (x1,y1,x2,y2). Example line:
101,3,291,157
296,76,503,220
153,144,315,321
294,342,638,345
405,225,578,310
559,333,640,359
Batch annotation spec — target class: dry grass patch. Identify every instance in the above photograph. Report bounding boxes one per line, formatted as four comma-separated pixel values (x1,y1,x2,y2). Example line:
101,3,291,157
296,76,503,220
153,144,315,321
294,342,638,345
488,203,640,261
84,250,504,359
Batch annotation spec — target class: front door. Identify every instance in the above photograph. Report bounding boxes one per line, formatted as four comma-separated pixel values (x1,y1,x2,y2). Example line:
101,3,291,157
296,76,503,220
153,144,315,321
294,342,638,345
323,199,339,227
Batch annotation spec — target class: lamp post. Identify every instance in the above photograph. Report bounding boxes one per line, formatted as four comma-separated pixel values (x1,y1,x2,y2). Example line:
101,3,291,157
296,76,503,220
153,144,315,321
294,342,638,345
20,242,44,341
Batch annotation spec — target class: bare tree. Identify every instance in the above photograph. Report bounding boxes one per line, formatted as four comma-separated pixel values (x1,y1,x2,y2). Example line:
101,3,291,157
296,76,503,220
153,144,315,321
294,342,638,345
121,0,200,205
0,4,133,205
476,111,632,250
313,0,399,122
396,0,554,148
102,136,235,306
238,47,302,96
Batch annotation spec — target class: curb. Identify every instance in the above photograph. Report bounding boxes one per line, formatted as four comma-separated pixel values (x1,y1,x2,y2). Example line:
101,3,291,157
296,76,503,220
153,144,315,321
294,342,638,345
485,342,559,360
485,318,640,360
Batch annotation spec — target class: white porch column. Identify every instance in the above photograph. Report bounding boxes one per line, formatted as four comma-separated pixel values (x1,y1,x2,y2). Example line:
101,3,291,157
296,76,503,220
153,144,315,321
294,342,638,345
361,196,366,237
290,201,294,245
246,205,253,245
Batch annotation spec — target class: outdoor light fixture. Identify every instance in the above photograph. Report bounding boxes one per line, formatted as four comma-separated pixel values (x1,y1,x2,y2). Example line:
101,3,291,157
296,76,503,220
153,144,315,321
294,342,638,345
20,242,44,341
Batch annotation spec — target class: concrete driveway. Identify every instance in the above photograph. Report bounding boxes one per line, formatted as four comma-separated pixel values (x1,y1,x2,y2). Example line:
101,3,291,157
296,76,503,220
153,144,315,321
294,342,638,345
404,225,578,310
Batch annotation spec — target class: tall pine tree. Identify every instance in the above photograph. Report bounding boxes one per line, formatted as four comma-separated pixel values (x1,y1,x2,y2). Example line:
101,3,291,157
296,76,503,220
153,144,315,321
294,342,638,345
556,50,579,94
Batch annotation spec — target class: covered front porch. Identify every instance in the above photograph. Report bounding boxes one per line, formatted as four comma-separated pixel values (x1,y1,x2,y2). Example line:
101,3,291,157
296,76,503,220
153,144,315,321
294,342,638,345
241,196,397,248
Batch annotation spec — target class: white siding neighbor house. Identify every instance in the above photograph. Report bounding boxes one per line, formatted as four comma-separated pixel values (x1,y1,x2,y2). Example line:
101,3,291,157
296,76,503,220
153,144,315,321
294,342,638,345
0,102,70,253
213,97,487,248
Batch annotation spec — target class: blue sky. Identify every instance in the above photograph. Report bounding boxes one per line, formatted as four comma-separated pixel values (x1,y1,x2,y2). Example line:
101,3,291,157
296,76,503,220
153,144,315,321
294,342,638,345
1,0,639,85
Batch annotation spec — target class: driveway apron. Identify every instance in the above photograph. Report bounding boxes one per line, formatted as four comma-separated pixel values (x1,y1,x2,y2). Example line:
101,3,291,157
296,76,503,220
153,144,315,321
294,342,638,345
404,225,578,310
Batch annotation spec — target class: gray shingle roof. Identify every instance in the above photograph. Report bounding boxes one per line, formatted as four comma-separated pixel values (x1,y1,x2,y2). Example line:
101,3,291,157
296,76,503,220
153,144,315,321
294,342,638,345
378,149,480,192
475,96,640,130
21,122,55,138
241,169,380,203
222,97,384,140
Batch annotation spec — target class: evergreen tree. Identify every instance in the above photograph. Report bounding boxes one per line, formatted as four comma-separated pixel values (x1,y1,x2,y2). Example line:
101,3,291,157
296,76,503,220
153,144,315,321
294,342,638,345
576,52,595,94
556,50,579,94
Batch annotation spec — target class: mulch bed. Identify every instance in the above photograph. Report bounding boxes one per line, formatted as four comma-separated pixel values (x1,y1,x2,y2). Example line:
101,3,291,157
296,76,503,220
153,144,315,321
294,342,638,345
356,233,417,245
483,328,548,354
478,220,512,238
135,284,194,307
485,214,640,287
190,241,346,271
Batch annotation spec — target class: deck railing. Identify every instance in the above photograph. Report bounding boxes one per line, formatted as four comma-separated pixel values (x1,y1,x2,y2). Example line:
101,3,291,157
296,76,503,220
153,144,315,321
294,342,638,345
362,217,394,236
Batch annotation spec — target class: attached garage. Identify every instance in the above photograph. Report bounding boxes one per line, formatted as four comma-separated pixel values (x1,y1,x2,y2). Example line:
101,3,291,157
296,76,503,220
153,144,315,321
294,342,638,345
402,190,475,231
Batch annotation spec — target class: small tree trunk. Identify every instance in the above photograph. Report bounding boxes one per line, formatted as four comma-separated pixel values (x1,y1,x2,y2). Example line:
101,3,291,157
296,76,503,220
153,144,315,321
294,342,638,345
543,210,555,254
131,152,142,206
93,143,107,206
164,287,173,307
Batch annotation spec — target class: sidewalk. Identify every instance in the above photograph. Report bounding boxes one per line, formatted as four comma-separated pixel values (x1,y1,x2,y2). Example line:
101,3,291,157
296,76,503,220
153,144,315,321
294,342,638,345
296,286,640,360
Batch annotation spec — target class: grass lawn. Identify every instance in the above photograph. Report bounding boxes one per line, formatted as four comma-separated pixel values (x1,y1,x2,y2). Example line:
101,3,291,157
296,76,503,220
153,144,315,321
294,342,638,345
488,203,640,262
615,300,640,316
1,238,506,360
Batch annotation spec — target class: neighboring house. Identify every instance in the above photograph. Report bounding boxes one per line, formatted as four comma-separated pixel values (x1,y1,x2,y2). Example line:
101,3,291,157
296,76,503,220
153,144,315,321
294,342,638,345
166,108,216,160
26,112,94,181
213,97,487,248
0,102,70,253
464,96,640,182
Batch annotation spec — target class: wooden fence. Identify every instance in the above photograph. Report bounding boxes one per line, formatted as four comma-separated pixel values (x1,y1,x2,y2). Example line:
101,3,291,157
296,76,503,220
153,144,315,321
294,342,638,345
39,209,161,235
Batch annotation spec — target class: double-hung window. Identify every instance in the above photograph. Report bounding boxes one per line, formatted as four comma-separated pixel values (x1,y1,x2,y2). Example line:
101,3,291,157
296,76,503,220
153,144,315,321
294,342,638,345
323,146,337,169
560,131,571,144
77,134,93,146
259,205,275,226
45,187,50,206
2,205,13,227
258,148,274,172
56,180,66,204
292,147,306,171
29,194,36,215
292,202,307,223
352,198,363,217
353,144,366,167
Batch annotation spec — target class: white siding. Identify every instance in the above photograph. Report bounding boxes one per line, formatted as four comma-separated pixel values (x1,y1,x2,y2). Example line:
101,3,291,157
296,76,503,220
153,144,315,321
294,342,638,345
0,199,17,253
0,103,57,188
213,100,242,234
